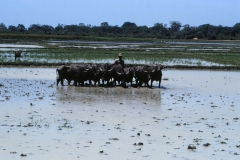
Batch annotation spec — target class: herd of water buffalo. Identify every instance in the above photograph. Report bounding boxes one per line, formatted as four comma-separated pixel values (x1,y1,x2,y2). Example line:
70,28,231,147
56,63,165,88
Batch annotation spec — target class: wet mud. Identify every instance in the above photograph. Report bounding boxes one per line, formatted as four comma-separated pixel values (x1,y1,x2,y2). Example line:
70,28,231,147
0,67,240,159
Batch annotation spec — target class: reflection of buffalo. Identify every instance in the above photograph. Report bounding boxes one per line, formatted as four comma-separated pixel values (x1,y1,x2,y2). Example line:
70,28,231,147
14,51,22,61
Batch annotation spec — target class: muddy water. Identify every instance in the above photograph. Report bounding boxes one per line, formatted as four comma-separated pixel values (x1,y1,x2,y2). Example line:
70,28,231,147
0,67,240,160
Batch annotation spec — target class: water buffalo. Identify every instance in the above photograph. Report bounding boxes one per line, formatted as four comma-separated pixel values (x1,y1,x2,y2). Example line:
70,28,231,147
56,64,102,87
145,64,165,88
14,51,21,61
116,67,134,87
56,65,71,86
90,64,103,86
72,65,89,86
82,63,103,86
97,63,113,86
133,66,151,87
68,63,103,86
108,64,125,86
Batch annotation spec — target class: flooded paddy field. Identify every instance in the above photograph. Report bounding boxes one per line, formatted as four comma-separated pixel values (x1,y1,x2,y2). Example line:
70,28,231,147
1,40,240,67
0,67,240,159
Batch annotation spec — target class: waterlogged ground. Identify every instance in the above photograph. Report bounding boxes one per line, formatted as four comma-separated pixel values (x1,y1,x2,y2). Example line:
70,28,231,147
1,52,222,66
0,67,240,160
1,41,238,66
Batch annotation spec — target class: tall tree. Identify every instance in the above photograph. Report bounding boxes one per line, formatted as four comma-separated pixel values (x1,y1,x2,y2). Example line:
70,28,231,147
181,24,197,39
55,24,64,35
231,23,240,37
122,22,137,28
150,23,168,38
41,25,54,34
169,21,181,32
17,24,26,33
0,23,7,32
101,22,109,27
28,24,42,34
121,22,137,36
8,25,18,32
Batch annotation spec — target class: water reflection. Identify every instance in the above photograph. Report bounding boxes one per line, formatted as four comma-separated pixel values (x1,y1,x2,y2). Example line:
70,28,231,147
56,85,162,107
0,44,44,48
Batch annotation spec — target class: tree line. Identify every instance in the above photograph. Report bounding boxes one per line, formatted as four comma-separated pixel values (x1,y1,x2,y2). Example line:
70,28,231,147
0,21,240,40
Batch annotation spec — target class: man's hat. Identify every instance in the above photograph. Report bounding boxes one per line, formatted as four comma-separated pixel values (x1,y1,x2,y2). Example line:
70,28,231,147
119,53,122,56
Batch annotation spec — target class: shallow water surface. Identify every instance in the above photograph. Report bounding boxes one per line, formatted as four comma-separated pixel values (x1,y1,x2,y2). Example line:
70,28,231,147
0,52,225,66
0,44,44,50
0,67,240,159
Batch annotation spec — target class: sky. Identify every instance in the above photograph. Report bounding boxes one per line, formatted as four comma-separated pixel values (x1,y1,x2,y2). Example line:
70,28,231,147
1,0,240,28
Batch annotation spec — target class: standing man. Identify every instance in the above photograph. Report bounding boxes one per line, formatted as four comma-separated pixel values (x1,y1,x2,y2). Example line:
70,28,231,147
114,53,125,67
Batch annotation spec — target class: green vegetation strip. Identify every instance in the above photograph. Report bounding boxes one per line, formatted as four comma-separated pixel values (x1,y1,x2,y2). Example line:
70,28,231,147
1,47,240,66
1,39,240,69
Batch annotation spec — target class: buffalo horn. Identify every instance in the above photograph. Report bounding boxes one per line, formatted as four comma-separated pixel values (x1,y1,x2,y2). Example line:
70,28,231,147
126,68,130,74
108,67,113,72
116,71,122,75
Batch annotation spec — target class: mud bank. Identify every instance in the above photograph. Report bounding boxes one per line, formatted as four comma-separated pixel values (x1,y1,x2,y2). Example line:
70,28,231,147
0,67,240,160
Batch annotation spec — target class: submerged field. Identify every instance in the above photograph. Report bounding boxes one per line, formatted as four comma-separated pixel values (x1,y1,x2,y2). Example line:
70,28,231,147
1,39,240,159
0,40,240,69
0,67,240,159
